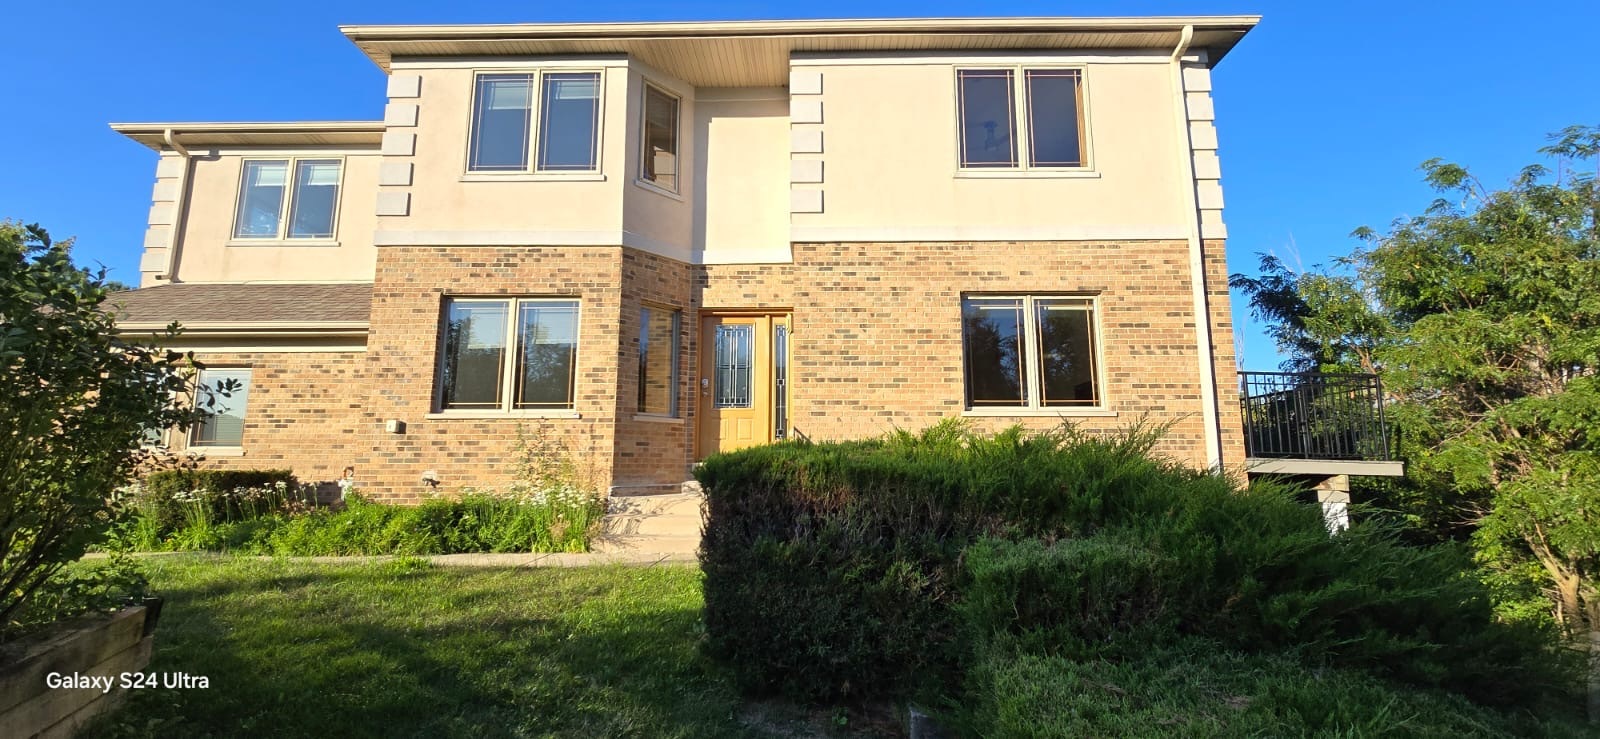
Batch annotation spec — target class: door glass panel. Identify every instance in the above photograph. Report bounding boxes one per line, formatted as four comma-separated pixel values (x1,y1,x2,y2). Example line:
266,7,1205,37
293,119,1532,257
714,324,753,409
773,323,788,439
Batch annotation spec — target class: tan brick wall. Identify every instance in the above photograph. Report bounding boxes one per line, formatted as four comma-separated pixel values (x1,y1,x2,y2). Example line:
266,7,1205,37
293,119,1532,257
173,351,367,487
356,246,625,501
695,240,1237,469
173,239,1245,499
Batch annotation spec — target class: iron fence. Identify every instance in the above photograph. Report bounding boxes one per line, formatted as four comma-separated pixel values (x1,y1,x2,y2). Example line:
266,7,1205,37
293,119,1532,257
1238,371,1391,461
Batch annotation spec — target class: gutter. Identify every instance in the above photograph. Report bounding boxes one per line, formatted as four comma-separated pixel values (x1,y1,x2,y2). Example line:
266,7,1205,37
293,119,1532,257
158,129,192,282
1169,24,1226,470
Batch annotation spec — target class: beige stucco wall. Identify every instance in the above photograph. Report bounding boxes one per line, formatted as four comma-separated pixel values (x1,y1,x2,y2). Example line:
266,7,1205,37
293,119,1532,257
789,55,1193,241
620,63,697,260
694,89,791,263
376,62,629,241
170,152,379,283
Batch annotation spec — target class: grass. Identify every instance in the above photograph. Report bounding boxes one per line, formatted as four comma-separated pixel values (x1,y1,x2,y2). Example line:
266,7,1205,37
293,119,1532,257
87,555,895,738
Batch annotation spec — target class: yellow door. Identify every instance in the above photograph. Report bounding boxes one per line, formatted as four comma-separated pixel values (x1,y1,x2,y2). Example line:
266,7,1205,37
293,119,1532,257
698,313,789,458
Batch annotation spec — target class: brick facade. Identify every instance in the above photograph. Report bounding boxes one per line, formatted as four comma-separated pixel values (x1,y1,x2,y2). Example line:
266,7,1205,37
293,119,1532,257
174,239,1244,500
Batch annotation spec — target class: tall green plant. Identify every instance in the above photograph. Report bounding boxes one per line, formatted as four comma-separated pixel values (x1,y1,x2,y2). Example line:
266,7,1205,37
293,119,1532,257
0,221,220,634
1231,125,1600,719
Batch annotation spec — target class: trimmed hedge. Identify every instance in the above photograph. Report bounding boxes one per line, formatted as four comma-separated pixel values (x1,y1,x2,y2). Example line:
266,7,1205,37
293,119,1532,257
697,422,1569,705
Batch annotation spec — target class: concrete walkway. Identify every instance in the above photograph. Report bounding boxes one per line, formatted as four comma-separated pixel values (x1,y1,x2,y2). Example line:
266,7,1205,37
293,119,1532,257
88,550,698,568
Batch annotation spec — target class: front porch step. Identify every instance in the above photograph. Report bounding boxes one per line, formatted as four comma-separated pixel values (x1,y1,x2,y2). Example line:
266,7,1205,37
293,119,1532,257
596,491,704,555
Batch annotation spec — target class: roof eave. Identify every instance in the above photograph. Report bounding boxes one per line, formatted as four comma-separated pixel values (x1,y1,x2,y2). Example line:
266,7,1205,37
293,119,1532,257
108,121,386,151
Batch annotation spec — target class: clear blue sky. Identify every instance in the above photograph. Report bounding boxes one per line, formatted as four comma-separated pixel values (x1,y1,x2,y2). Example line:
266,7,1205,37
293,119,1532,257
4,1,1597,369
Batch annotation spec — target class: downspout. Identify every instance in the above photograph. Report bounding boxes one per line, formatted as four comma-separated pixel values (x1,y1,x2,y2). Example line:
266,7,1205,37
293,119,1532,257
159,128,192,283
1169,25,1226,470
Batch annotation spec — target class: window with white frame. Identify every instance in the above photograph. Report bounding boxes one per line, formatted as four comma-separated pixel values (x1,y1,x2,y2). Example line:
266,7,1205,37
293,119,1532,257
468,71,602,173
956,68,1087,170
438,298,580,411
191,368,252,447
638,83,680,191
637,306,680,416
232,159,342,239
961,296,1102,409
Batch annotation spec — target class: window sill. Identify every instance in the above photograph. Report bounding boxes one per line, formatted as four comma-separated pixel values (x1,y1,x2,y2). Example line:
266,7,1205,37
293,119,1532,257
460,172,606,183
227,239,340,248
424,410,581,420
632,179,684,202
954,169,1101,180
961,408,1117,418
188,446,246,457
631,414,684,424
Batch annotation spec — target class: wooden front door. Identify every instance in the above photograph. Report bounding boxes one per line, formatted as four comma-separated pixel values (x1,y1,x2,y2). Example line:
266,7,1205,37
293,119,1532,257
697,313,790,458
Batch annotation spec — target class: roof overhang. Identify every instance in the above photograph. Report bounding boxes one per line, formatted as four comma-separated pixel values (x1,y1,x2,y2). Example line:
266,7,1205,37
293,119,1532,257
340,16,1260,84
109,121,385,151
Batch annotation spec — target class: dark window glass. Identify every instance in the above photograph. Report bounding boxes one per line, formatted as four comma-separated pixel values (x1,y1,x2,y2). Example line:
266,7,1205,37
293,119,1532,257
287,159,340,238
714,324,753,408
514,301,579,409
191,369,251,446
1026,70,1085,167
957,70,1017,168
640,84,680,190
233,161,287,238
638,307,679,415
1035,299,1099,405
962,298,1026,406
440,302,509,409
537,73,601,171
469,74,534,171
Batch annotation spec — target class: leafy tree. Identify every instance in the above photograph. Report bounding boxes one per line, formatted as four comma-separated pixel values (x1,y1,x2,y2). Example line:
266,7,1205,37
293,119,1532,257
1232,126,1600,719
0,221,217,634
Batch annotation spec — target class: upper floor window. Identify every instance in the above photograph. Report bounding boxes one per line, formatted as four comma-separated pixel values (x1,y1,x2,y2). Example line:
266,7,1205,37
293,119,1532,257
962,295,1102,409
438,297,580,412
638,83,680,191
956,68,1087,170
468,71,601,173
232,158,342,240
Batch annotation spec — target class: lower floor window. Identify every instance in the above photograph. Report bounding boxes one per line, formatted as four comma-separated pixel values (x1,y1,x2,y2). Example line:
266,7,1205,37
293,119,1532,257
439,297,579,411
191,368,252,446
962,295,1102,409
638,306,681,416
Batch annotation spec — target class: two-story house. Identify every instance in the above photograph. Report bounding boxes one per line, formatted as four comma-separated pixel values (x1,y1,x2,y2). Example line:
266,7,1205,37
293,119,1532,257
109,16,1401,520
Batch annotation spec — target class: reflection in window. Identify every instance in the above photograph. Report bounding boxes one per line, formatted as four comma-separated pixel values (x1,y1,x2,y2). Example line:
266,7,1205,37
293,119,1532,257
438,298,580,412
514,301,578,408
956,67,1089,170
468,74,535,171
961,296,1102,409
191,368,252,447
233,161,287,238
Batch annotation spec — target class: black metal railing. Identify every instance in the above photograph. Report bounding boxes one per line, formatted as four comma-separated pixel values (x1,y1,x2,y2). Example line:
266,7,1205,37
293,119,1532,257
1239,371,1391,461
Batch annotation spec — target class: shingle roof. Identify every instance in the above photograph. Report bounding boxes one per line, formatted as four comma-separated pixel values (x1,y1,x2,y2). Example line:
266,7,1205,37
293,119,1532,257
108,283,372,327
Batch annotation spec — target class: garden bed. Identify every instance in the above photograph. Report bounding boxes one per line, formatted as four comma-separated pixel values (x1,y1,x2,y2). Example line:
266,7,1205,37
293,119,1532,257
0,604,158,738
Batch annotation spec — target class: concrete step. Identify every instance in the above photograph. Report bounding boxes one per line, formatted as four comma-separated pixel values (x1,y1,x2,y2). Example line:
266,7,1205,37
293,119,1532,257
592,533,700,556
597,491,705,555
607,492,704,518
601,514,702,538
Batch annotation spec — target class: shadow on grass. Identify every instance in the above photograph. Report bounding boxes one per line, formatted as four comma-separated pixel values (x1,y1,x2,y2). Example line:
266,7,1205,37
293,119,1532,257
85,559,755,738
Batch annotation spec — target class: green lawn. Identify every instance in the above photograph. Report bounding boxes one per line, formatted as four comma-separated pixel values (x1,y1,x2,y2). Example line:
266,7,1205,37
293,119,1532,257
89,556,889,738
